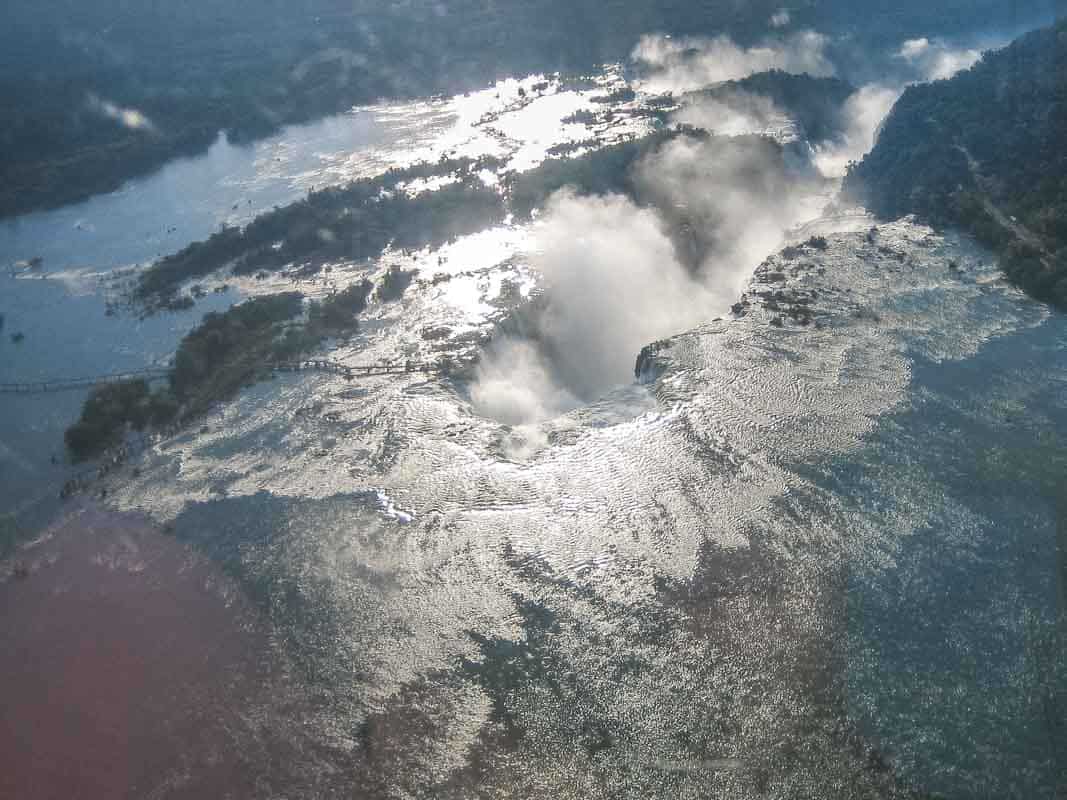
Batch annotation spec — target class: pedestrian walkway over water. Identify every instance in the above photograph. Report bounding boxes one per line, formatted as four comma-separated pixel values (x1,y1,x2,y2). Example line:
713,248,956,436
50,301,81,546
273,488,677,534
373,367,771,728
0,359,446,395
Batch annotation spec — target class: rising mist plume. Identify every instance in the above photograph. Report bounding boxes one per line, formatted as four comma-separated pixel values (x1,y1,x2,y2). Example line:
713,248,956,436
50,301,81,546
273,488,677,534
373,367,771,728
632,30,834,93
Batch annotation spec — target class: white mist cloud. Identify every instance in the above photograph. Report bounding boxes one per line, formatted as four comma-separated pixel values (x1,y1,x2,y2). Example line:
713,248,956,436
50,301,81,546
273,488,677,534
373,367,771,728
812,84,901,178
632,30,834,93
471,190,716,424
531,192,718,398
770,9,791,28
636,135,815,296
895,37,983,81
471,133,821,426
86,94,157,132
471,337,580,426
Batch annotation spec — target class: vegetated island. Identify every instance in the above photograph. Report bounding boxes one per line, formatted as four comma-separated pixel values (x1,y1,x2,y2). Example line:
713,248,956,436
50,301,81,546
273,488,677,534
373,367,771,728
843,18,1067,308
65,276,396,462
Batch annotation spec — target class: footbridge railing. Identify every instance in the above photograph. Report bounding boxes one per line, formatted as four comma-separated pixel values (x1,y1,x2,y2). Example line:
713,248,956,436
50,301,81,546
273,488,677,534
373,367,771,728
0,368,171,395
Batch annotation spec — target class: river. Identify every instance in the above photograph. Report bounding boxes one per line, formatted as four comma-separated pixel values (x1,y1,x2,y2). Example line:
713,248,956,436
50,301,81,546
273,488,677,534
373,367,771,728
1,66,1065,799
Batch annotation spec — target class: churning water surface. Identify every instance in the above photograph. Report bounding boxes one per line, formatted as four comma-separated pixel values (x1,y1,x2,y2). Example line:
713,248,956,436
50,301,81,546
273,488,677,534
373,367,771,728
1,67,1065,799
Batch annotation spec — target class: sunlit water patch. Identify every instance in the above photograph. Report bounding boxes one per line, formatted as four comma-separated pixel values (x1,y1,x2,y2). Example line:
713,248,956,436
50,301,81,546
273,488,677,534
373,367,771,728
88,214,1067,796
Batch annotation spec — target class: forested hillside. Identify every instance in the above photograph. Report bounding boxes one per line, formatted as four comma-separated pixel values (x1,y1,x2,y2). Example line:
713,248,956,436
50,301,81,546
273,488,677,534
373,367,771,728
2,0,1056,219
844,19,1067,307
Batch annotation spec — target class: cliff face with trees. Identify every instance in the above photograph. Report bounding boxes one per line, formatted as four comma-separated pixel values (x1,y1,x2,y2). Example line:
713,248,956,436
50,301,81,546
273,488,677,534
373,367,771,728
844,19,1067,308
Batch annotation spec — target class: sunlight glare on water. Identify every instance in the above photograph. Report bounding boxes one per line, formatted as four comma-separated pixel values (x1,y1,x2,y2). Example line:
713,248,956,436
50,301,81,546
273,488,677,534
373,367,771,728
3,28,1065,795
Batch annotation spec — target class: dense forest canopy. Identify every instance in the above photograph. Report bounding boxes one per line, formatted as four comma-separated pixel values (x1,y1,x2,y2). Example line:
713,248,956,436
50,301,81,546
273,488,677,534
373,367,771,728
1,0,1058,218
844,18,1067,307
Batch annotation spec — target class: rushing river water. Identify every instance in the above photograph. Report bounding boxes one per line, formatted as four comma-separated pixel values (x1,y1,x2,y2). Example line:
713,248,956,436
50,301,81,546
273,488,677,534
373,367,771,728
1,67,1065,799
